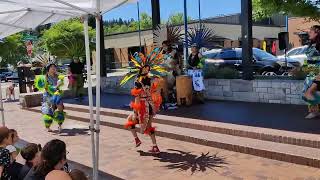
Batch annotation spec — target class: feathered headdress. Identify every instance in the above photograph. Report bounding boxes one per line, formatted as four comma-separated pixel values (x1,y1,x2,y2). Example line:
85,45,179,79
153,24,183,48
120,48,167,86
186,24,217,49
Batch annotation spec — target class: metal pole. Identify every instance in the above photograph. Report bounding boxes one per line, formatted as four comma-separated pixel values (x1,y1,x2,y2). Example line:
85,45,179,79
198,0,201,25
151,0,161,30
0,82,4,126
137,1,142,52
83,15,95,180
95,1,101,179
183,0,188,70
285,15,288,32
241,0,253,80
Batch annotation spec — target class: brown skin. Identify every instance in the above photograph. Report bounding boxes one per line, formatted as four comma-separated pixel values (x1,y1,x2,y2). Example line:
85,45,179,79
305,28,320,100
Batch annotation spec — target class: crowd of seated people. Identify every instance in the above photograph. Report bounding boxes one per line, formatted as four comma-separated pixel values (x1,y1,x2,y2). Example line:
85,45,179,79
0,127,88,180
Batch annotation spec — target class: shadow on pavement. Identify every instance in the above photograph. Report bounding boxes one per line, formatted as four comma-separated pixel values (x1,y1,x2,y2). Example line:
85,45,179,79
138,149,228,175
52,128,90,137
68,159,125,180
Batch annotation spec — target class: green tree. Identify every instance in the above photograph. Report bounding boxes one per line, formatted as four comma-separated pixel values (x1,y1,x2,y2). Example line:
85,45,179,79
40,18,95,59
168,13,192,25
253,0,320,21
0,34,29,67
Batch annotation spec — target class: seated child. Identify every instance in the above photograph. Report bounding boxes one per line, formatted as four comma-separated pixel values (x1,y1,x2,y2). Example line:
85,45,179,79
0,127,13,180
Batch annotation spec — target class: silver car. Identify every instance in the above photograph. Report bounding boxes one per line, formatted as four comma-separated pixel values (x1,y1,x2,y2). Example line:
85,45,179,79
277,46,308,66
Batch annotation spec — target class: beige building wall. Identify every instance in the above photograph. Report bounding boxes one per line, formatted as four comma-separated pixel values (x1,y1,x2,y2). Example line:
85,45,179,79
105,23,285,49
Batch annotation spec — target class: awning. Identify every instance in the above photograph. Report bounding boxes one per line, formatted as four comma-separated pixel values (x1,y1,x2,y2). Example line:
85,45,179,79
0,0,134,38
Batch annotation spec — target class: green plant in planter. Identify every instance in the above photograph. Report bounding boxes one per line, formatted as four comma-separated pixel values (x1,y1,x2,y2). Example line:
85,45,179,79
291,65,320,80
203,66,240,79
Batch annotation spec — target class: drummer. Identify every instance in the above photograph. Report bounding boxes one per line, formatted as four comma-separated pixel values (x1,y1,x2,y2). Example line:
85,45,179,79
162,41,180,104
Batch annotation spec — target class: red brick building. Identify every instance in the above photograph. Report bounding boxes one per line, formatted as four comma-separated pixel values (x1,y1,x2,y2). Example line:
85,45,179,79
288,17,319,48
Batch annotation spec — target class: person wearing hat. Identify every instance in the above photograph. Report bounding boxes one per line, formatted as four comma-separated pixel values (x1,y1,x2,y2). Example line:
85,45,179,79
34,63,66,133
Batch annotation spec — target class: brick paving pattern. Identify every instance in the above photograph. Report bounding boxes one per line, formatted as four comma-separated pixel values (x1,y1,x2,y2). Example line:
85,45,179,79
4,102,320,180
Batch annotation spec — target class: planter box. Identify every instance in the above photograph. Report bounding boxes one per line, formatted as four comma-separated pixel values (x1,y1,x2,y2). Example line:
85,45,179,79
101,76,306,105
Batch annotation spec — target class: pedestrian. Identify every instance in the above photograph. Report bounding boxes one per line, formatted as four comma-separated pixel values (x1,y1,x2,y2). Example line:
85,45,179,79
121,49,166,154
68,58,84,101
24,139,68,180
162,41,180,105
34,63,66,133
0,127,12,180
19,143,42,180
302,25,320,119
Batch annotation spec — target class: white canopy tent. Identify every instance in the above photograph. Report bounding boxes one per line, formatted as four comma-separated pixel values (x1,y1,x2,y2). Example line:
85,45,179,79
0,0,135,179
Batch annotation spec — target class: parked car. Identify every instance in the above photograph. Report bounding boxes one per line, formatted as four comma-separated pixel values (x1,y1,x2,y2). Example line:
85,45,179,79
277,46,308,66
6,72,18,83
0,68,12,82
203,48,297,75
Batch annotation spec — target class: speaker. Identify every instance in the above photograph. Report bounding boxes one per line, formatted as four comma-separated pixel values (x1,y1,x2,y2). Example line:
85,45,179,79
278,32,289,50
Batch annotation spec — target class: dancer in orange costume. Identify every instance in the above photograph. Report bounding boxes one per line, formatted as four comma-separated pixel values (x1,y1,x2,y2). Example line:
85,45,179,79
121,48,166,154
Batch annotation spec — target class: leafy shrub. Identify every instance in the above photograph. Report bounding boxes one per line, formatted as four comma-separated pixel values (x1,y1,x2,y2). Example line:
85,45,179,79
203,66,240,79
290,65,320,80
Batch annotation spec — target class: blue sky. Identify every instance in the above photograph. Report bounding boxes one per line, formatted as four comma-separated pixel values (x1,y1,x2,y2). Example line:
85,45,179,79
103,0,241,21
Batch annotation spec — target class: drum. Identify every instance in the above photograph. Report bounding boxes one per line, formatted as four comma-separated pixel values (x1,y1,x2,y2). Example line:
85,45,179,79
176,75,193,106
158,78,168,101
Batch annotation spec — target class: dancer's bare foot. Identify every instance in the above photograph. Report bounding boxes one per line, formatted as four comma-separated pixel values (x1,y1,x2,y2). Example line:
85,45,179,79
148,146,160,154
58,125,62,134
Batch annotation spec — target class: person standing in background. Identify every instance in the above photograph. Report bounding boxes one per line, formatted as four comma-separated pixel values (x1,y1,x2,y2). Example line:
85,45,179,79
68,58,84,101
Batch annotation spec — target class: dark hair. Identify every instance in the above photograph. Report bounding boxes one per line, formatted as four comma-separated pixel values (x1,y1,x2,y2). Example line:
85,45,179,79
138,65,150,76
46,63,57,73
0,127,10,144
34,139,66,178
162,40,173,52
162,40,170,46
21,143,41,167
310,25,320,51
70,169,88,180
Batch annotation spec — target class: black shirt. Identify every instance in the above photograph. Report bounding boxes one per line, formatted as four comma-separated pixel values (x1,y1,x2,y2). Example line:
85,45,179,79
69,61,84,75
23,168,45,180
188,53,200,68
18,164,31,180
0,147,11,180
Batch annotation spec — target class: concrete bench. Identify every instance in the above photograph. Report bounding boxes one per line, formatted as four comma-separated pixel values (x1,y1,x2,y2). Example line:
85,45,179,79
19,92,43,108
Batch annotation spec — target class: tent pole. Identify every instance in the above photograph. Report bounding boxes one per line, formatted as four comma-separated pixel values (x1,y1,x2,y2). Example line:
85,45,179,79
0,81,4,126
95,0,101,179
183,0,188,70
83,15,95,180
